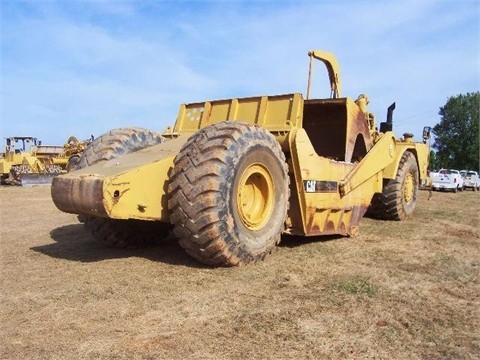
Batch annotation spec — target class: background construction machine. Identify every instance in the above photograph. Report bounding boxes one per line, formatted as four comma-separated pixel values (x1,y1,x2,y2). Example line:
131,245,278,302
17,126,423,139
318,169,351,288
0,136,92,186
51,50,430,267
63,135,94,172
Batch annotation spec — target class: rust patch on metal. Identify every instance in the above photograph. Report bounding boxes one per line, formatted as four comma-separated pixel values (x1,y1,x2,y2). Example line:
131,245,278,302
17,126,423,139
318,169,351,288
51,174,107,217
304,205,368,237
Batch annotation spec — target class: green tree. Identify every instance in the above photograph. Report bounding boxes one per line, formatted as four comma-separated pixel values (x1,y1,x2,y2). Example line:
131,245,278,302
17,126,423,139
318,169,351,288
433,92,479,171
429,150,439,170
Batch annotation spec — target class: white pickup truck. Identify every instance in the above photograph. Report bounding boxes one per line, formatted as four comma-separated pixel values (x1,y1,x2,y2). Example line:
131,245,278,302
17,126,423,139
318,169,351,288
431,169,464,192
460,170,480,191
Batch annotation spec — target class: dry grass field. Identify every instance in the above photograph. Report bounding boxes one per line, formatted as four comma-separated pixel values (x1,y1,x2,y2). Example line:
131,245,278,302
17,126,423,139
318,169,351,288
1,186,479,359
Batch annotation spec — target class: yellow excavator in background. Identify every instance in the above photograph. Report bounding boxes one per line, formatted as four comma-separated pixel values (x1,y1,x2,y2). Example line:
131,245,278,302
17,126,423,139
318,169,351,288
0,135,92,186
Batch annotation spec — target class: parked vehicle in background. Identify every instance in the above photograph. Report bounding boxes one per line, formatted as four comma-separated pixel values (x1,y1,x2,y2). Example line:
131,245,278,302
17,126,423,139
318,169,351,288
460,170,480,191
432,169,464,192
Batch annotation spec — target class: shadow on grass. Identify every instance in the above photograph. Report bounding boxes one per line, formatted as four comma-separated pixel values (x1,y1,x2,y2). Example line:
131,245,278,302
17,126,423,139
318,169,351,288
34,224,347,268
31,223,207,268
279,233,345,248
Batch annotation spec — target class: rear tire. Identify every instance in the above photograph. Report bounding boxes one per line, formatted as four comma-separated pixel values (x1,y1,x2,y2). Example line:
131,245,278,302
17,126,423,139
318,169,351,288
76,128,163,168
168,121,289,266
83,216,171,248
77,127,169,248
368,151,419,220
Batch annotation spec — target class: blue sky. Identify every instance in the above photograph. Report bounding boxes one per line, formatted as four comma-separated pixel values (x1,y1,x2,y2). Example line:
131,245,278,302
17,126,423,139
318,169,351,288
1,0,478,146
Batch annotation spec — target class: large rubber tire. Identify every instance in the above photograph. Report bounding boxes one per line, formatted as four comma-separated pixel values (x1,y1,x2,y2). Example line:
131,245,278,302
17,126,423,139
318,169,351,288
77,127,169,248
168,121,289,267
82,216,170,248
76,128,163,169
368,151,419,221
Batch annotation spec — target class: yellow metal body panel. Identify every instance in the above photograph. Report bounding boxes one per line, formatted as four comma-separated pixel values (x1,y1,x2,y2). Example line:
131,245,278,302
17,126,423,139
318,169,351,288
339,132,396,196
0,154,16,174
104,158,174,220
104,135,190,220
174,93,303,133
383,141,430,181
54,134,191,221
287,128,383,236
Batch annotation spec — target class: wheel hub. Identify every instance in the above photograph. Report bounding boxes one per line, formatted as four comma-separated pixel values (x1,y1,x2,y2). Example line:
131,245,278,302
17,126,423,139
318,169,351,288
237,163,274,231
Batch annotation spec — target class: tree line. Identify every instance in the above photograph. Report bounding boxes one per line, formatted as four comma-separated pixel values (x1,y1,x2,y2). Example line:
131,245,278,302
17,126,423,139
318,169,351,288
430,92,479,172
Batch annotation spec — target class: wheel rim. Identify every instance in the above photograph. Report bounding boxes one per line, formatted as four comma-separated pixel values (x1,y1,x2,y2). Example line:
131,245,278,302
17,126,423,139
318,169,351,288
237,163,274,231
404,172,415,204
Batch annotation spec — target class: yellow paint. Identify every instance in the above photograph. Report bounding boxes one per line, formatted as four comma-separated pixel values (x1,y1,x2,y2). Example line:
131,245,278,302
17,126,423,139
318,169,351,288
236,163,274,231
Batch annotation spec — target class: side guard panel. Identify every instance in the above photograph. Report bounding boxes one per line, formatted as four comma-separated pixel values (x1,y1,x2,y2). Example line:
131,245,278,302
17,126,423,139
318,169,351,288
287,129,382,237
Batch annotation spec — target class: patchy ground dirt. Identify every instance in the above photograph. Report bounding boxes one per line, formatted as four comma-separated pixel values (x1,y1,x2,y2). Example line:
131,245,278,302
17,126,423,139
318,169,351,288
1,186,479,359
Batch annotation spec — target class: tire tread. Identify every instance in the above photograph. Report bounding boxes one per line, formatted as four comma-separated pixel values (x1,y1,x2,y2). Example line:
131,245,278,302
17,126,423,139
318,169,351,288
368,151,419,221
168,121,289,266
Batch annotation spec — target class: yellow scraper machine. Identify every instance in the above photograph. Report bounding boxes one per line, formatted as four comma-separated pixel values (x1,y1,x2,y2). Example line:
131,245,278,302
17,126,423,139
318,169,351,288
51,50,431,266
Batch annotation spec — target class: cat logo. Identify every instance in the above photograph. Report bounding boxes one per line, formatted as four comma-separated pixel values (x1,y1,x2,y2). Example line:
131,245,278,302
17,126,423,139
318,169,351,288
305,180,317,193
304,180,338,193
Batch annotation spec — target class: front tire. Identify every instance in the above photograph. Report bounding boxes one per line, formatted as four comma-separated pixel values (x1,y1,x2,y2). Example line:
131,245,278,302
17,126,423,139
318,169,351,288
368,151,419,220
168,121,289,266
